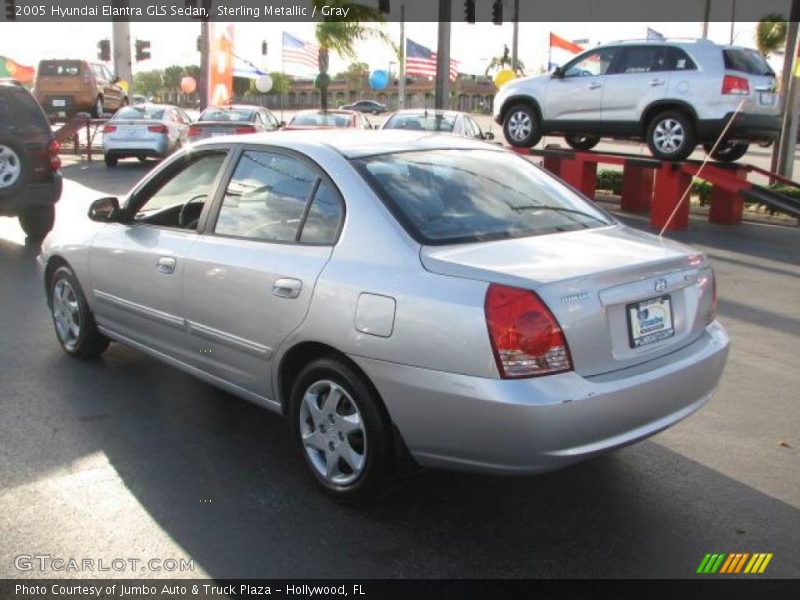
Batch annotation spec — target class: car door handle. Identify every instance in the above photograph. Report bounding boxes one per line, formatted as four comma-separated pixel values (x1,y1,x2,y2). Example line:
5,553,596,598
649,79,666,87
587,82,602,90
272,278,302,299
156,256,176,275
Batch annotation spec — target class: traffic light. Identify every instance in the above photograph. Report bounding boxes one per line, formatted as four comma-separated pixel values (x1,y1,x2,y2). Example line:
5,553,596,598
261,41,268,56
5,0,16,21
135,39,151,61
492,0,503,25
378,0,390,13
464,0,475,23
97,39,111,62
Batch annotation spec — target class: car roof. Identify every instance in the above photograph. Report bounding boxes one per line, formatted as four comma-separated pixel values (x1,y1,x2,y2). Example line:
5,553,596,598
193,129,503,159
293,109,357,116
389,109,462,117
203,104,261,111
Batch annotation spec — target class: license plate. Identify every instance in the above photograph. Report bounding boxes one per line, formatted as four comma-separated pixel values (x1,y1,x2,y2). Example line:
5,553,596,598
211,131,226,137
626,295,675,348
759,92,776,106
52,99,66,107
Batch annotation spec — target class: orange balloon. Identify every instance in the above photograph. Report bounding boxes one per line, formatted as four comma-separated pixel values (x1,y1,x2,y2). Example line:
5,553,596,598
180,76,197,94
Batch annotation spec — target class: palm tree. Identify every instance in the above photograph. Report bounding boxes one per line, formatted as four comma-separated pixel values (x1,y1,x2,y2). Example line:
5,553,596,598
755,14,787,58
313,0,387,110
484,45,526,77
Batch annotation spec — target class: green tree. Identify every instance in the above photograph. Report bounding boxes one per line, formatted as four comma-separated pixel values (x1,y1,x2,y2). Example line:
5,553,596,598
313,0,388,110
184,65,202,81
163,65,184,93
484,45,526,77
133,70,163,98
336,61,369,91
756,14,787,58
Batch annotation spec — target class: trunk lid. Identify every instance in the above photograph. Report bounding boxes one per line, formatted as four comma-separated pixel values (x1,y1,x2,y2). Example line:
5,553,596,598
421,224,715,377
106,120,162,140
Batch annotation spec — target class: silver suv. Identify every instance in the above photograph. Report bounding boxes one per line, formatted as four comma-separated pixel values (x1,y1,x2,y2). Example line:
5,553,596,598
494,39,780,162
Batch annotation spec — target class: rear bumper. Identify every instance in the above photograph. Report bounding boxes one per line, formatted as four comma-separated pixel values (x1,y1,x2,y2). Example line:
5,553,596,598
697,112,781,143
0,173,62,216
352,321,730,475
103,137,170,158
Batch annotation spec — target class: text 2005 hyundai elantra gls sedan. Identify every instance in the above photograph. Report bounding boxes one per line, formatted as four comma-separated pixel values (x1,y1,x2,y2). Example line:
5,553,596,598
40,131,729,503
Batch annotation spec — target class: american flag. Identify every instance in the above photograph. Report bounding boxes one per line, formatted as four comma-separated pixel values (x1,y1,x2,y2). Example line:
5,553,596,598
282,32,319,72
406,39,459,82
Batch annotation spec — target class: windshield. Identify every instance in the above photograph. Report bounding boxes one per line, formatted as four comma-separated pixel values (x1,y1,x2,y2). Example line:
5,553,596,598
290,112,352,127
383,113,456,132
114,106,166,120
199,109,254,122
355,149,613,245
723,49,775,76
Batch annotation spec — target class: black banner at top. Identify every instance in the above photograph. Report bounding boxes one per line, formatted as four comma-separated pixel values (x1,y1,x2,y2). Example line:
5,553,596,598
1,0,795,23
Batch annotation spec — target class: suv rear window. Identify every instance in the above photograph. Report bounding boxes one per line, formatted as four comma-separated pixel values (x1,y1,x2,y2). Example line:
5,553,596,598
723,49,774,76
0,87,50,132
38,60,83,77
355,149,613,245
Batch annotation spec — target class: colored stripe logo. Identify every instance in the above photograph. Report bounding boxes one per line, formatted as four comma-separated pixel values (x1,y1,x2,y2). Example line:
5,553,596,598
697,553,773,574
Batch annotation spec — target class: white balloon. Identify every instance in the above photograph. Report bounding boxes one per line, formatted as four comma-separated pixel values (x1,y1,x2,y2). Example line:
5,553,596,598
255,74,273,93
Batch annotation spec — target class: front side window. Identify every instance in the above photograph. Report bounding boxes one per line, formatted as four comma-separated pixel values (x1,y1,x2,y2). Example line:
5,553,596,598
132,152,227,229
214,151,316,242
563,48,620,78
355,149,613,245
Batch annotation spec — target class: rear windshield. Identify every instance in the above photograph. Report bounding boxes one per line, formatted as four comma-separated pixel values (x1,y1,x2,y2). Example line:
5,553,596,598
114,106,166,120
0,88,50,131
723,49,774,76
290,112,352,127
383,113,456,132
38,61,83,77
355,149,613,245
199,109,254,122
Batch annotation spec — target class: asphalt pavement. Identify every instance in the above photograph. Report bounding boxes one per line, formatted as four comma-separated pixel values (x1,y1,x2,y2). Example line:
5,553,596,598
0,157,798,579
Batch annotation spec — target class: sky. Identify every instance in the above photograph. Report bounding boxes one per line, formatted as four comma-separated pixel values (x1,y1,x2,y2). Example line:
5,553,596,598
0,20,774,78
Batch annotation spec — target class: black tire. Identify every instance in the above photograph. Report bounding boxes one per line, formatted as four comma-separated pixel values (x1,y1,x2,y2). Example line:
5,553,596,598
92,97,104,119
564,134,601,151
703,142,750,163
104,154,118,167
0,136,28,198
503,103,543,148
289,357,395,505
48,265,110,359
18,205,55,239
646,110,696,161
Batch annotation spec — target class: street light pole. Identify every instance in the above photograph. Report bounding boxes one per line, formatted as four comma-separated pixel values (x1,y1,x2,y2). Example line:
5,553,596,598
398,4,405,109
702,0,711,39
111,0,132,91
434,0,451,110
511,0,519,73
777,1,800,178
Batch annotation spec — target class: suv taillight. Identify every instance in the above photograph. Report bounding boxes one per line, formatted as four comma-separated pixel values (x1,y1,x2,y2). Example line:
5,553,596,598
484,284,572,378
722,74,750,95
48,140,61,171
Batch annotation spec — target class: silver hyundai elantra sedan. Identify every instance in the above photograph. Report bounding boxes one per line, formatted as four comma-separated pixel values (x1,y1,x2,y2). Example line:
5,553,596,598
40,131,729,503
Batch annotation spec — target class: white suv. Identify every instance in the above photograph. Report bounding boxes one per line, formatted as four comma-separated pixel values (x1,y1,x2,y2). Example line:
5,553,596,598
493,39,780,162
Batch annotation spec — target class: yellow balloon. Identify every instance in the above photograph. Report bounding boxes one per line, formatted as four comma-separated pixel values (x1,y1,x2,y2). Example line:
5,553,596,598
119,79,129,94
493,69,515,89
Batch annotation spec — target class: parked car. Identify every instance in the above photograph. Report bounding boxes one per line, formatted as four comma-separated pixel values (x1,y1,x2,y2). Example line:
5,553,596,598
494,39,780,162
284,109,373,130
102,104,193,167
34,59,128,120
0,81,62,238
40,131,729,504
382,109,494,140
188,104,281,142
130,94,148,105
340,99,387,115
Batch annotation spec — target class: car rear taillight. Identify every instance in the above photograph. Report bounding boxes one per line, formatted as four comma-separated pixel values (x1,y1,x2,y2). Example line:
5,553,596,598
234,125,257,134
102,124,116,133
48,140,61,171
147,124,168,134
484,284,573,378
722,74,750,95
188,124,202,137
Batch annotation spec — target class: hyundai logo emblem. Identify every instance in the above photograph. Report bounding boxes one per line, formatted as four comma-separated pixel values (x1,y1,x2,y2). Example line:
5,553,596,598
654,278,668,293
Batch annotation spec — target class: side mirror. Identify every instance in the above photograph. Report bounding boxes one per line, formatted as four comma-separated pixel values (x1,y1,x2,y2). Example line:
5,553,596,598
551,67,564,79
279,120,286,128
88,196,121,222
483,131,495,141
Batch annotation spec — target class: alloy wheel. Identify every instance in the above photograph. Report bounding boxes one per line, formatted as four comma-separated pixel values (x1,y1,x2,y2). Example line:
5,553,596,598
299,380,367,486
52,279,81,351
508,110,532,142
0,144,22,190
653,118,685,154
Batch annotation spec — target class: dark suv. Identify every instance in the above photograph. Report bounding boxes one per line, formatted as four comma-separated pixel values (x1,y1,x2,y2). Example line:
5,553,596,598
0,81,62,238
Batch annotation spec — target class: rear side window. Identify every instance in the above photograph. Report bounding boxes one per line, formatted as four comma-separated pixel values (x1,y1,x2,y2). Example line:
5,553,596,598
300,182,344,244
663,47,697,71
723,49,774,76
355,149,613,245
615,47,664,74
39,61,82,77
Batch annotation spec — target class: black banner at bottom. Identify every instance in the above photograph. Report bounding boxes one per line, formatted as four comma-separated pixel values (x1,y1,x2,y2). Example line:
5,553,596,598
3,579,800,600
